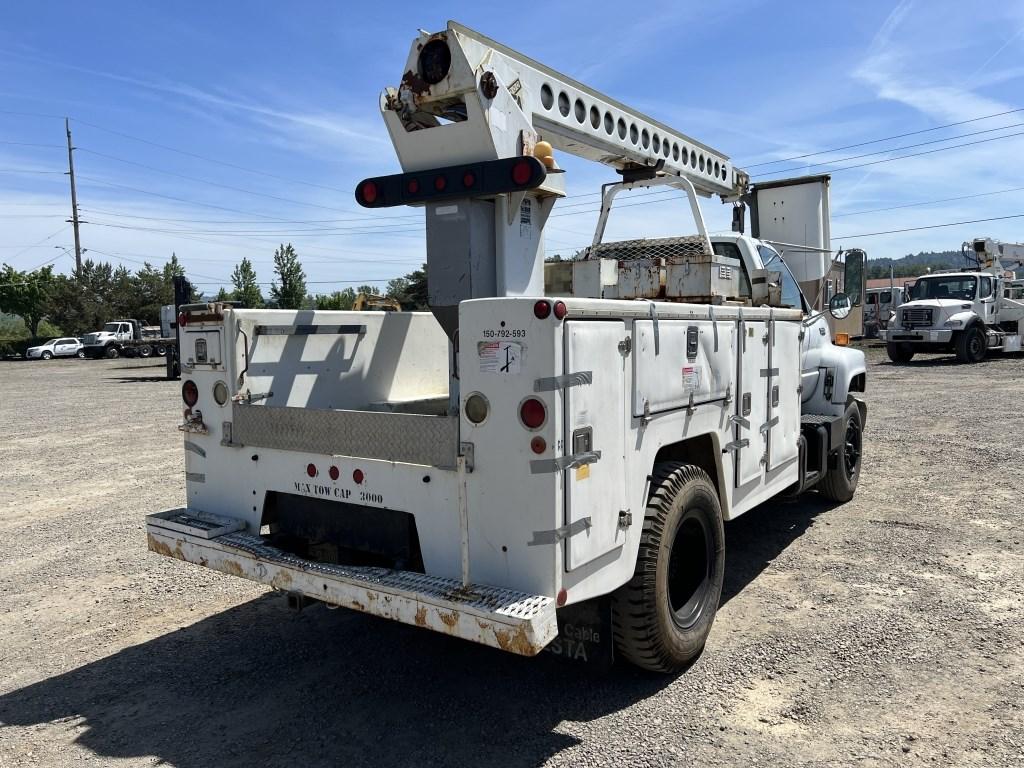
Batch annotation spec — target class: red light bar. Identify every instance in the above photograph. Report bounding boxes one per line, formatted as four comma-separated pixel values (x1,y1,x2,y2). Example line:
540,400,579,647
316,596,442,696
354,156,547,208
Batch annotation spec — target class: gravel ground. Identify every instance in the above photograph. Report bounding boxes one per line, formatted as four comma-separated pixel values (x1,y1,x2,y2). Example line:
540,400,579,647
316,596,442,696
0,349,1022,768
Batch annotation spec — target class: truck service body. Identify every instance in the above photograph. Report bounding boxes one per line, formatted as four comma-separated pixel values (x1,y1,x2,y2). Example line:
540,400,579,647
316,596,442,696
147,22,867,671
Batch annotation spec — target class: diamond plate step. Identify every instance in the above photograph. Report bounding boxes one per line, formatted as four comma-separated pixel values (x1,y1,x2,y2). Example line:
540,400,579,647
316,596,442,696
146,508,557,655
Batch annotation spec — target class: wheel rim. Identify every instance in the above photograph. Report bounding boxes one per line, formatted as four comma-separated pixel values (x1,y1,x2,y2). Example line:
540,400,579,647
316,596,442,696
969,331,983,358
667,508,714,630
844,414,862,479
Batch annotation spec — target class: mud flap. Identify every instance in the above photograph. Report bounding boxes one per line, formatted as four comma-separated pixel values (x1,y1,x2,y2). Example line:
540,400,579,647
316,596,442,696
544,596,614,668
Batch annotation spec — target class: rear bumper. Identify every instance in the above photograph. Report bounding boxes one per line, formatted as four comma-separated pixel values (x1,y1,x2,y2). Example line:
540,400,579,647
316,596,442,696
146,508,558,656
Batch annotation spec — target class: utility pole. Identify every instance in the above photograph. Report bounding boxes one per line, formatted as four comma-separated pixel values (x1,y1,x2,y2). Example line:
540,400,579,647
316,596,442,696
65,118,82,274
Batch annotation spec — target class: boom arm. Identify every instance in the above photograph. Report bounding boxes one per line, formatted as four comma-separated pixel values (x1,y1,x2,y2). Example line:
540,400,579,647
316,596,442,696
382,21,747,199
967,237,1024,273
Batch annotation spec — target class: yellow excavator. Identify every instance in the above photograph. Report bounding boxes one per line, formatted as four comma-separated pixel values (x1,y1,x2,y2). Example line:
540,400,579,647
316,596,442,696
353,292,401,312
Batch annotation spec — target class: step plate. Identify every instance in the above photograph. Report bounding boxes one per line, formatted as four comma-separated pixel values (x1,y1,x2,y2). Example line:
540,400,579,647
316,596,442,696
146,508,557,656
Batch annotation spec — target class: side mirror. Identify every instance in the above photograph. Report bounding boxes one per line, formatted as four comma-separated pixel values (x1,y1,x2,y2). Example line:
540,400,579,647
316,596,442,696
843,248,865,306
829,293,853,319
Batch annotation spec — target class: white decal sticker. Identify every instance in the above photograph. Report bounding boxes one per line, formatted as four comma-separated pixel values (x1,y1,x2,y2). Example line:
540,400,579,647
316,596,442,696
435,204,459,216
519,198,532,237
479,341,522,374
682,365,702,393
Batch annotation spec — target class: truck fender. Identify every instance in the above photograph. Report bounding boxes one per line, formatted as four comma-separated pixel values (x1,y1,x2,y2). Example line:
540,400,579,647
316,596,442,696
946,310,981,331
806,345,866,417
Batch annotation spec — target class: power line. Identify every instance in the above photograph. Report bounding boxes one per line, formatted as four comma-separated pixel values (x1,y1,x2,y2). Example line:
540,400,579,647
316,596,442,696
753,128,1024,180
5,224,70,261
77,146,360,215
0,140,64,149
833,212,1024,241
742,106,1024,168
833,186,1024,218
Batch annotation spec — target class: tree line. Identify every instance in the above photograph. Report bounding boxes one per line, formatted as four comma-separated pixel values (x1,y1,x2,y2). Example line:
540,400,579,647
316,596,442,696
0,243,427,339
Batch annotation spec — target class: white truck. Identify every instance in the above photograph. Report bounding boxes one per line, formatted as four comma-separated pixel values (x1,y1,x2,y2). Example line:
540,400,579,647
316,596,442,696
82,317,174,359
881,237,1024,363
146,22,867,672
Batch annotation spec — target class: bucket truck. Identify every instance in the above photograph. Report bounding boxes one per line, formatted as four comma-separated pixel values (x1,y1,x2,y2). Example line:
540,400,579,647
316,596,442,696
145,22,867,672
881,237,1024,363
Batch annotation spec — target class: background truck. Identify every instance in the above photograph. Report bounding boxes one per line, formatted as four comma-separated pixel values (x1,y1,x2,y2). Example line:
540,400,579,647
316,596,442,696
81,318,176,359
881,237,1024,363
146,21,867,673
864,285,903,338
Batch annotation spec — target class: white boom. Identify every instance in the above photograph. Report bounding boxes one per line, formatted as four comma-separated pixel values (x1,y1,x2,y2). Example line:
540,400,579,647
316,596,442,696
382,21,748,199
967,237,1024,273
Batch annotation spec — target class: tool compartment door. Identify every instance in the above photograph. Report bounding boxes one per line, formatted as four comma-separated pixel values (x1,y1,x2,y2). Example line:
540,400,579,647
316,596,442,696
564,320,626,571
768,319,801,469
735,316,769,486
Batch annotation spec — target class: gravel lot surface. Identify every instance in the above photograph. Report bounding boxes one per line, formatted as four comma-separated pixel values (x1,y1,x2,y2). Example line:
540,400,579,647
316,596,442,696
1,349,1022,767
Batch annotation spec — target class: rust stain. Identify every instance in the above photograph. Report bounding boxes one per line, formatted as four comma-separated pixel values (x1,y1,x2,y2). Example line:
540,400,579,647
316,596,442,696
222,560,245,578
437,609,459,629
492,624,541,656
414,606,428,627
366,591,378,603
269,571,293,590
401,69,430,96
147,533,185,561
351,600,366,611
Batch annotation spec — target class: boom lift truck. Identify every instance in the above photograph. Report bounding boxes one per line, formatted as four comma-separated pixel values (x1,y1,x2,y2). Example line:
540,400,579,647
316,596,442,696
882,237,1024,363
146,22,867,672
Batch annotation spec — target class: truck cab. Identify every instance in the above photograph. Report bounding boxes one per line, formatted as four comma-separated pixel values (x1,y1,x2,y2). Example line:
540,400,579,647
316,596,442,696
82,320,139,359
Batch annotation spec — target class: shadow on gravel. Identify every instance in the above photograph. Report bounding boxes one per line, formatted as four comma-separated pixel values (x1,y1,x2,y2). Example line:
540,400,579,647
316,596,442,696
104,376,173,383
0,595,670,768
721,494,838,605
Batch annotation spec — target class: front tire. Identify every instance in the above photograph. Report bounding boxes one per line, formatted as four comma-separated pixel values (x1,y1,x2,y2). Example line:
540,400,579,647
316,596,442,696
955,325,986,363
886,342,914,363
612,462,725,674
105,346,120,359
41,351,53,360
818,399,863,503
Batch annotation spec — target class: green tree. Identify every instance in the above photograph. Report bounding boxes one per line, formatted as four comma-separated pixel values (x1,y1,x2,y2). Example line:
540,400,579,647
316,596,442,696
270,243,306,309
386,264,428,310
230,257,263,308
0,264,56,336
355,284,381,296
314,288,357,310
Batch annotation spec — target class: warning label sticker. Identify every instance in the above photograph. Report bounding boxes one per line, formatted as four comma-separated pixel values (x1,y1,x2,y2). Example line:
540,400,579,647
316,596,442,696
479,341,522,374
682,365,702,393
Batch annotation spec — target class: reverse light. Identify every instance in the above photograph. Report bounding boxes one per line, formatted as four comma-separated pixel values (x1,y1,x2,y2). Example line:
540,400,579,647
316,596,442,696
519,397,547,430
212,381,228,406
464,393,489,424
533,300,551,319
182,379,199,407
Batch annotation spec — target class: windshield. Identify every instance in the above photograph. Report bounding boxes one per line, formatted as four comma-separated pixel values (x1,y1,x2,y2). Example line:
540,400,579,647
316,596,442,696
910,276,976,301
102,323,120,332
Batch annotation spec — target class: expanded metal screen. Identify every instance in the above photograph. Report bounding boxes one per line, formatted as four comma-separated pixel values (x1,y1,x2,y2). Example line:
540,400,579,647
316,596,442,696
579,235,711,262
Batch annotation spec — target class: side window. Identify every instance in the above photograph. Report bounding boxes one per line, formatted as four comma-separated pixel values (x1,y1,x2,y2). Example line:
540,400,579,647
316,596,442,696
758,245,804,311
711,241,751,299
879,292,891,305
980,276,992,298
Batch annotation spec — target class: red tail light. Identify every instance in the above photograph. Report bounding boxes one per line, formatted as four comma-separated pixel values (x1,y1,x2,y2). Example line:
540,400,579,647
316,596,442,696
353,469,365,484
462,171,476,188
359,180,378,205
434,175,447,191
177,312,188,328
533,300,551,319
306,463,318,478
407,178,420,194
328,466,340,481
512,159,533,185
519,398,547,430
181,380,199,407
553,301,567,320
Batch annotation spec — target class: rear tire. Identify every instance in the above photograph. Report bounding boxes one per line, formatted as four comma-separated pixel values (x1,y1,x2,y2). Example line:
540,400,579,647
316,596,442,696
104,346,120,359
612,462,725,674
138,344,153,358
886,342,914,363
818,400,863,503
955,325,986,363
76,350,85,359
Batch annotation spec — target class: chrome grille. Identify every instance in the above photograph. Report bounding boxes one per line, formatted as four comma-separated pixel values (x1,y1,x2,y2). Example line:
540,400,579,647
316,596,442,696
902,308,932,327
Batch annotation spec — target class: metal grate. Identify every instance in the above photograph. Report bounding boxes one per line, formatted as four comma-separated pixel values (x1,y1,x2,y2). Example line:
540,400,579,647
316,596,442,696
902,308,933,327
579,235,710,262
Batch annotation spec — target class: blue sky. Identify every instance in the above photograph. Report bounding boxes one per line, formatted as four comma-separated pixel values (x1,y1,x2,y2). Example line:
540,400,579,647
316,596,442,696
1,1,1023,292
